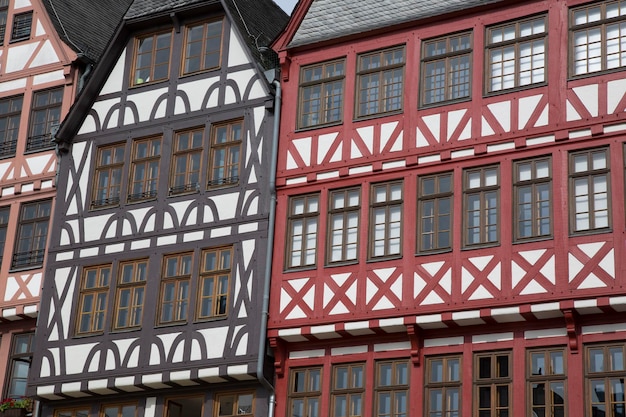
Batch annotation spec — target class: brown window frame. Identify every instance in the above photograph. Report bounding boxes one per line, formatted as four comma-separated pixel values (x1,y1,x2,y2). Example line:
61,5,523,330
197,246,232,320
513,156,552,241
128,136,161,202
463,165,500,247
356,46,405,119
0,0,9,46
113,259,147,331
485,14,547,93
417,172,453,253
286,193,320,269
158,252,193,325
369,181,403,260
421,31,472,106
215,391,255,417
289,367,322,417
298,58,346,129
165,395,204,417
131,30,172,86
0,95,22,158
92,143,125,209
54,409,90,417
331,363,365,417
76,264,111,336
27,87,63,152
208,119,243,187
527,347,567,417
327,187,360,264
375,360,409,417
569,147,611,233
100,403,138,417
474,351,512,417
10,11,31,43
424,355,461,417
182,18,224,75
12,199,51,269
0,206,9,266
570,1,626,76
585,343,626,417
4,332,34,399
170,127,204,195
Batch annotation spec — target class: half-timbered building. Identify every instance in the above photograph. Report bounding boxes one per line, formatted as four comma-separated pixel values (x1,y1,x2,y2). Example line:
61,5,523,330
0,0,128,405
270,0,626,416
29,1,287,416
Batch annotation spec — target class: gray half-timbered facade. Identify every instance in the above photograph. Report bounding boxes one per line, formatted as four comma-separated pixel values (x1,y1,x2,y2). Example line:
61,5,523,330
29,1,288,416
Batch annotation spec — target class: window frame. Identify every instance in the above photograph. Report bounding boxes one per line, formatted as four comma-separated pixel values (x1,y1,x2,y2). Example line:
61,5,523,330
417,172,453,253
513,156,553,241
113,259,147,331
4,332,34,399
92,142,125,209
331,363,365,417
474,351,513,417
54,409,90,417
100,403,138,417
355,45,405,119
424,355,461,417
374,360,409,417
0,0,9,46
128,135,161,202
286,193,320,270
585,343,626,417
527,347,567,417
10,11,32,43
27,87,63,152
463,165,500,247
181,18,224,75
0,94,22,158
568,147,611,234
197,246,232,321
0,206,10,266
327,187,360,265
170,127,204,195
76,264,111,336
485,14,548,93
12,199,51,269
215,391,255,417
131,30,173,87
288,367,322,417
298,58,346,129
420,31,473,107
570,0,626,77
369,181,403,260
158,252,193,325
208,119,243,187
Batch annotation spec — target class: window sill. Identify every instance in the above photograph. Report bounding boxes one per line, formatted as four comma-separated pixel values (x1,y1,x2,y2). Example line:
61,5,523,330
415,248,452,256
284,265,317,273
325,259,359,268
484,81,547,98
419,96,471,110
353,109,403,123
9,265,42,273
366,254,402,263
513,235,553,245
295,120,344,133
569,227,612,237
461,242,500,251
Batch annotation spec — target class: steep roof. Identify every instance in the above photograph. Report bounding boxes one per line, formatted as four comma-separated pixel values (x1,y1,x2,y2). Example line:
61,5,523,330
42,0,133,62
289,0,505,47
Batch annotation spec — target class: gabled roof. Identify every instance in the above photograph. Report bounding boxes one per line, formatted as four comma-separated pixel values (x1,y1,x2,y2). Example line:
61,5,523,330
42,0,134,62
281,0,505,49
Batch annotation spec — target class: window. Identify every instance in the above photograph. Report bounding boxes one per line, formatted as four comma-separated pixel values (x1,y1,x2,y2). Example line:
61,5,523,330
132,31,172,86
129,136,161,202
418,173,452,252
528,348,566,417
486,15,547,92
166,396,203,417
474,351,512,417
331,363,364,417
327,188,360,264
5,333,34,398
208,119,242,187
571,1,626,76
77,265,110,335
287,194,320,269
198,247,231,320
101,404,138,417
182,19,223,74
569,148,610,232
586,344,626,417
0,0,8,45
425,356,461,417
421,32,472,106
0,95,22,158
92,143,125,209
13,199,51,269
170,128,203,195
27,87,63,152
514,157,552,241
10,12,31,42
114,260,147,330
289,368,322,417
159,253,192,325
216,392,254,417
369,181,403,259
0,206,9,265
356,46,405,118
55,410,89,417
464,166,499,247
298,59,345,128
375,360,409,417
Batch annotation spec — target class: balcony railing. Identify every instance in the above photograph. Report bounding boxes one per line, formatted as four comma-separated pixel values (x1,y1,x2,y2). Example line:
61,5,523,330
26,134,54,152
207,176,239,187
127,189,157,202
0,139,17,158
169,182,200,195
12,250,43,269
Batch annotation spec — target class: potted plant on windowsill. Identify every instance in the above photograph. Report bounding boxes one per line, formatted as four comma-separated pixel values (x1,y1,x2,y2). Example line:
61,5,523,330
0,397,32,416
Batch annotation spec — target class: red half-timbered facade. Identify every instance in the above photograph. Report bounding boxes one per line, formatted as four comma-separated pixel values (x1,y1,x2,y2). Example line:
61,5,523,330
270,0,626,416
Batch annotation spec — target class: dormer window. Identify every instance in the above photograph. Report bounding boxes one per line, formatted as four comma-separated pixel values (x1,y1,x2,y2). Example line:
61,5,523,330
131,31,172,86
182,19,223,75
